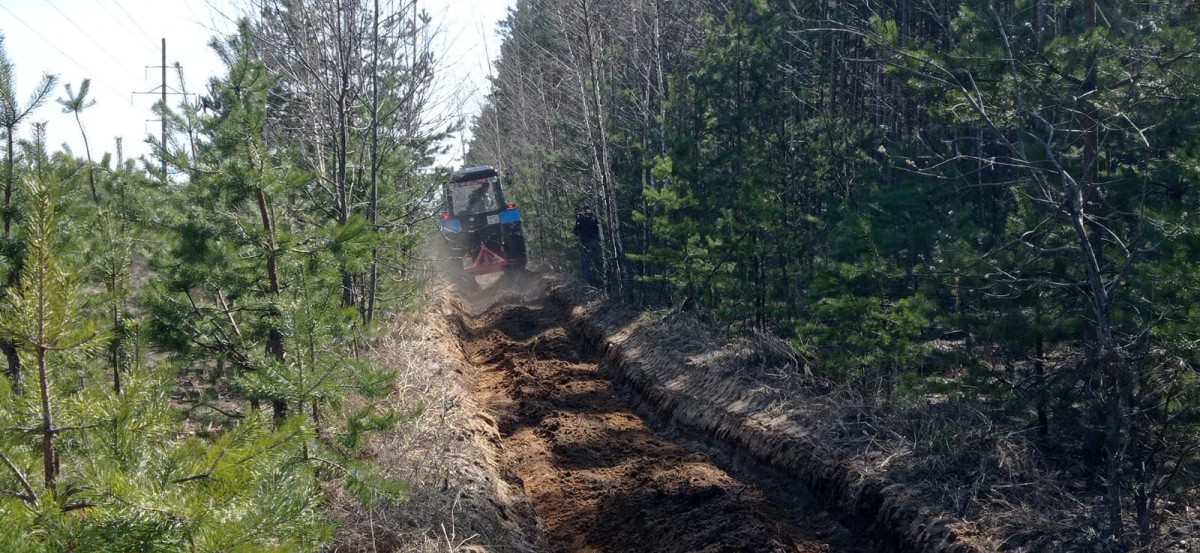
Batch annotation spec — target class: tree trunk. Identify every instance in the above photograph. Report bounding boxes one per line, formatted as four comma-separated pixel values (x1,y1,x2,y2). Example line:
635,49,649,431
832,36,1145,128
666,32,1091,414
75,112,98,205
38,343,56,494
0,339,18,395
256,187,288,424
335,4,354,308
366,0,380,323
269,327,288,425
111,301,122,395
1035,299,1047,440
1077,0,1122,538
559,0,625,296
4,128,13,235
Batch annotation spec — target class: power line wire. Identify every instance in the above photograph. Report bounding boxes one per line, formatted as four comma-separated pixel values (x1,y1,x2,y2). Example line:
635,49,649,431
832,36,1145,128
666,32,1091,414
111,0,159,46
43,0,136,77
0,4,128,100
181,0,204,24
182,0,232,40
202,0,242,31
91,0,159,51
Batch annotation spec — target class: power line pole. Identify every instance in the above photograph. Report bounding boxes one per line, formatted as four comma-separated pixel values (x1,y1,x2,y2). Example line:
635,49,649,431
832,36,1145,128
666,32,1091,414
162,38,167,184
134,38,192,185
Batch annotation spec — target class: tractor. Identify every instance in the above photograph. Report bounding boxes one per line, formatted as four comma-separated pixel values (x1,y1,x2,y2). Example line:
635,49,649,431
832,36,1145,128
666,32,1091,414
436,166,527,288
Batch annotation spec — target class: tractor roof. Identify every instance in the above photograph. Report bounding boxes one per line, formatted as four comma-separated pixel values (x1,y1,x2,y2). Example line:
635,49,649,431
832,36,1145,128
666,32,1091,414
451,166,499,183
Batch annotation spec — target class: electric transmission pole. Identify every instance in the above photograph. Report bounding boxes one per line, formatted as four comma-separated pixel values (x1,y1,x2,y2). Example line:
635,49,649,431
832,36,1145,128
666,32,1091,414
134,38,190,184
161,38,166,183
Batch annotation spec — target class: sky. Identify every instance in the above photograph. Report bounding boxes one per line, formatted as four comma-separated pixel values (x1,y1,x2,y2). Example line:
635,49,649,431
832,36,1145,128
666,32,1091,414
0,0,513,168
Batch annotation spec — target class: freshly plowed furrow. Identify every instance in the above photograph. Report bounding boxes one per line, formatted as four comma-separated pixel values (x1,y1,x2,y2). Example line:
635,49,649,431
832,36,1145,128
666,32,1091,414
455,299,872,553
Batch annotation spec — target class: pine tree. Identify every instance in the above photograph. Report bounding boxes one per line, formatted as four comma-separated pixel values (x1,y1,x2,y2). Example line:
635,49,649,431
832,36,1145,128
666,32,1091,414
0,36,57,393
0,146,334,553
55,79,98,205
0,173,94,498
146,18,408,505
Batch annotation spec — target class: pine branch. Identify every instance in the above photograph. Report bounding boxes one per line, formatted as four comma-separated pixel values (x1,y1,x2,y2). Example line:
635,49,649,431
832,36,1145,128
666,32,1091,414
216,289,243,338
170,448,227,484
0,450,36,504
183,402,246,420
0,488,35,503
44,332,96,352
7,422,102,435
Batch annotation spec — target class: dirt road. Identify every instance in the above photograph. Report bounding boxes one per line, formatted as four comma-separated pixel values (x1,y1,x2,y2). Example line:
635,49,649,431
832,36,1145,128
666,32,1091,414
451,289,875,553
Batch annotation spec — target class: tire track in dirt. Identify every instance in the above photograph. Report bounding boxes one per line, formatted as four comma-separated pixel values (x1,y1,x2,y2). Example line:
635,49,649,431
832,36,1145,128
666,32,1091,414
453,295,875,553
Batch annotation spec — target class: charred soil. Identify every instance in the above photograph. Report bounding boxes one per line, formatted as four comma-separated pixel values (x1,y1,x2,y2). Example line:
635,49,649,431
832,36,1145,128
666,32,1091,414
450,290,873,553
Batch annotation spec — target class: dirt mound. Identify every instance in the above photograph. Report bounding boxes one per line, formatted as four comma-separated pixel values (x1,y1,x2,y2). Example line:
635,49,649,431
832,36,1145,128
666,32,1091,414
546,282,992,553
452,295,871,553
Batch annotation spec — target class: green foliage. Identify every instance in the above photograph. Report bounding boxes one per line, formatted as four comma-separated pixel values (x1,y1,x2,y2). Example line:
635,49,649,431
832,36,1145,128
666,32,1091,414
476,0,1200,542
798,261,934,388
0,175,332,552
2,384,332,552
0,11,436,550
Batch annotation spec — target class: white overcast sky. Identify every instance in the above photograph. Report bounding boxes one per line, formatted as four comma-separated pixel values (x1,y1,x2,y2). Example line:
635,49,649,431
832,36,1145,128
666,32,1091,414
0,0,513,168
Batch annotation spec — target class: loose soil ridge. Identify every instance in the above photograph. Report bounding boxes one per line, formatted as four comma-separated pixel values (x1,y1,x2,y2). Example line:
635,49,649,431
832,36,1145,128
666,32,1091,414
543,281,991,553
449,276,871,552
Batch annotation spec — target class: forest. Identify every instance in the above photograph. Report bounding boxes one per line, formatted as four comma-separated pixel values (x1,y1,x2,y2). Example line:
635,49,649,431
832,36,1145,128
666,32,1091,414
466,0,1200,549
2,0,1200,551
0,0,447,550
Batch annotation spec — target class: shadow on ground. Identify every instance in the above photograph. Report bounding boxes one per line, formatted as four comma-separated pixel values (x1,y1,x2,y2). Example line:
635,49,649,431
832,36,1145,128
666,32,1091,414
451,275,873,553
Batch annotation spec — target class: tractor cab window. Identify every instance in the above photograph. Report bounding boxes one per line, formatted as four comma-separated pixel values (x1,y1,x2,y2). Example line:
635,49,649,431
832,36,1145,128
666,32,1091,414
451,177,501,216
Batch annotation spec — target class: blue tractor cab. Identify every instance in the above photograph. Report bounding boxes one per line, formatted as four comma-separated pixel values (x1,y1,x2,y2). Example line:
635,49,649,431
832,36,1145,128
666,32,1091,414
438,166,527,281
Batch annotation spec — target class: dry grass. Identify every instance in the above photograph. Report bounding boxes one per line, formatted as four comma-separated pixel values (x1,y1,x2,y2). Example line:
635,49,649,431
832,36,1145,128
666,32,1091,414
553,277,1200,553
326,270,1200,552
328,284,546,553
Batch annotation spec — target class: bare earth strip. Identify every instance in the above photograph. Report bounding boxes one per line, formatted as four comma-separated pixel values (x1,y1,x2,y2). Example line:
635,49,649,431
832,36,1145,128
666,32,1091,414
544,281,993,553
448,279,874,553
